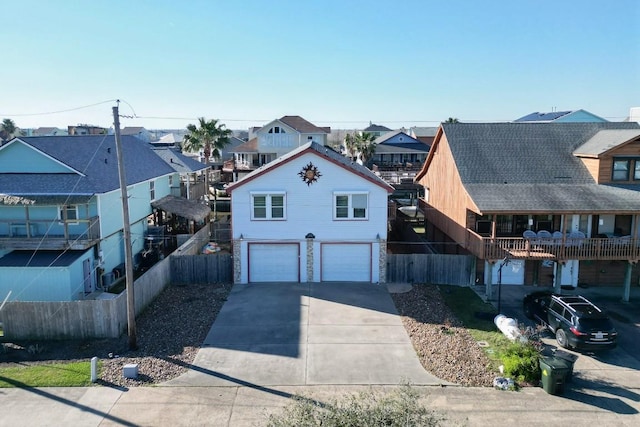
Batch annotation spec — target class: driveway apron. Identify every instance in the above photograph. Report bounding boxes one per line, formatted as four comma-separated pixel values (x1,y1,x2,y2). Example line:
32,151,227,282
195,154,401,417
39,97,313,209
163,282,445,387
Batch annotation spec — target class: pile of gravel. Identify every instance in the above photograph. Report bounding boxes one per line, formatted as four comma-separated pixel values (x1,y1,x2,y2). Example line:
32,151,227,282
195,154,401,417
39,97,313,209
98,283,232,387
390,284,497,387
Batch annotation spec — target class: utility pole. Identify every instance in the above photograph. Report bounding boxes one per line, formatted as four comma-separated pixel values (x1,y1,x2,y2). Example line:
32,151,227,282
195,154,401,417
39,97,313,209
113,103,137,350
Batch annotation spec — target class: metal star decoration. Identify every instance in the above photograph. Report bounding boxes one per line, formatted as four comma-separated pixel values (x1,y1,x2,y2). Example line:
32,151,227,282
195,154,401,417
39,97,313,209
298,162,322,186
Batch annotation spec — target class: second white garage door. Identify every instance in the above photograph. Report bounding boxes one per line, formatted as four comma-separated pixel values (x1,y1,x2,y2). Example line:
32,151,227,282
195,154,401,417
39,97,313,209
249,243,299,282
321,243,372,282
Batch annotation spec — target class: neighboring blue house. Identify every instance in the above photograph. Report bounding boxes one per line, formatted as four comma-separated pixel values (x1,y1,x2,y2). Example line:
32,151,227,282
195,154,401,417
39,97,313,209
514,109,608,123
369,130,430,169
0,135,205,302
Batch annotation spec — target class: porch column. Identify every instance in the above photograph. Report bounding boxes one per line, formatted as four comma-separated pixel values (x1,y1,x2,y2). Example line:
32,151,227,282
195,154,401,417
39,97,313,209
554,262,563,293
378,238,387,284
306,235,314,282
623,262,632,302
485,261,493,301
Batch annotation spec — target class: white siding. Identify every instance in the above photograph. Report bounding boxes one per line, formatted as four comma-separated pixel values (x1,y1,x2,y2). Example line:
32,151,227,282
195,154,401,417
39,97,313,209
232,151,388,284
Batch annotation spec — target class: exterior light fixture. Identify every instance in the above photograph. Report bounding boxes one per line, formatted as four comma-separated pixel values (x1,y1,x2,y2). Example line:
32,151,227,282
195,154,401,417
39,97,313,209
305,233,315,239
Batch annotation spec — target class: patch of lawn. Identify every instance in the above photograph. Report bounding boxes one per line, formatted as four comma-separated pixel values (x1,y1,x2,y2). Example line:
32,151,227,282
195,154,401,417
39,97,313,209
438,285,512,364
0,361,95,387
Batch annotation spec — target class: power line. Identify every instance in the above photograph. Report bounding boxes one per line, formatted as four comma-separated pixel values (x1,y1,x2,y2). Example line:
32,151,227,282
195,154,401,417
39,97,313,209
0,100,119,117
2,99,634,126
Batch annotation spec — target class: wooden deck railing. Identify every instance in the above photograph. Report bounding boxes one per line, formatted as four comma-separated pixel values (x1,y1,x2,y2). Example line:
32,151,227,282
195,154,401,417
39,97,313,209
465,230,640,261
0,216,100,250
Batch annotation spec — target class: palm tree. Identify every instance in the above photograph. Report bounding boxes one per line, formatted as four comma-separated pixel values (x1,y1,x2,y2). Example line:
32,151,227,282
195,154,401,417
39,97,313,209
443,117,459,123
0,118,17,143
182,117,232,165
344,133,358,160
355,131,377,164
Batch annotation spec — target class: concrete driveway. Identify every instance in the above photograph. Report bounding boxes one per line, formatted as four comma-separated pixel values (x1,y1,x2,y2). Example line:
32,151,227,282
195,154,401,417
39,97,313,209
484,284,640,392
164,282,445,387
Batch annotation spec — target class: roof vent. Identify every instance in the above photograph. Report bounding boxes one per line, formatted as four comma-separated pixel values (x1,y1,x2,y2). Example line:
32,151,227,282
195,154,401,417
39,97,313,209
107,147,111,154
104,158,108,164
170,158,173,163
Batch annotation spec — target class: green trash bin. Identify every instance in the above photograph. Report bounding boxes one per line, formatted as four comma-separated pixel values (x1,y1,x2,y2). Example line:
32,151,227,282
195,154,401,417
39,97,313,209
553,350,578,383
539,356,570,395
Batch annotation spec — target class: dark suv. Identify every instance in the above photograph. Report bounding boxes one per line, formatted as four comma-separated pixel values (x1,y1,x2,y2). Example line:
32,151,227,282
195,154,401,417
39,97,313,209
523,291,617,350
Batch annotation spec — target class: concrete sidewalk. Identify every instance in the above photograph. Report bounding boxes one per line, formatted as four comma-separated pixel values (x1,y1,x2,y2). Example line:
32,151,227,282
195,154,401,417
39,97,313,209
1,384,639,426
164,282,443,387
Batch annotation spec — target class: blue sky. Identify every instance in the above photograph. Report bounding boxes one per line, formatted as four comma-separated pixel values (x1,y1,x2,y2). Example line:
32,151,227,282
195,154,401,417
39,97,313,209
1,0,638,131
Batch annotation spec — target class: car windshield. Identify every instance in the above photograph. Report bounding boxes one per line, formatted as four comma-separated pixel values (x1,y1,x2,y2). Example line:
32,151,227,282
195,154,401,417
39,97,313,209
576,317,613,330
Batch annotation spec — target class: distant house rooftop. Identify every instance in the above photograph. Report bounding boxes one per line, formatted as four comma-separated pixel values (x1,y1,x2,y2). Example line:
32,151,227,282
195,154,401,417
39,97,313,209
514,109,607,123
363,123,392,133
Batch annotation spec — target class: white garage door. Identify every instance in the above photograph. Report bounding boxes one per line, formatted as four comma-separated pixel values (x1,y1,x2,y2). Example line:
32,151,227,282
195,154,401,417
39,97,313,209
321,243,372,282
249,243,299,282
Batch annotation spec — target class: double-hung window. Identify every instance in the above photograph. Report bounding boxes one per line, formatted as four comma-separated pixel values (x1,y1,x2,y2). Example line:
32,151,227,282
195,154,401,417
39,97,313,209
150,180,156,201
251,192,286,220
612,159,630,181
334,192,368,220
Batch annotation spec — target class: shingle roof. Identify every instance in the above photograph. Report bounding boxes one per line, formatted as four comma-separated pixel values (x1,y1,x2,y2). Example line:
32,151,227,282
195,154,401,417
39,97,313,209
279,116,329,134
151,147,208,173
573,129,640,157
440,122,640,212
230,138,258,153
364,123,392,132
0,135,174,197
227,142,393,193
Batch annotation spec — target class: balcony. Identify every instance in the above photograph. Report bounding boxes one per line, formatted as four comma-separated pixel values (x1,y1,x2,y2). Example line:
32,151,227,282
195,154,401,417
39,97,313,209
465,229,640,261
0,216,100,250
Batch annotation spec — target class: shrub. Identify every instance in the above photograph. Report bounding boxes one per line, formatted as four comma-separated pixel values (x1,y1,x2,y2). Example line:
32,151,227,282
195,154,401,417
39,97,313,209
267,385,445,427
500,341,541,384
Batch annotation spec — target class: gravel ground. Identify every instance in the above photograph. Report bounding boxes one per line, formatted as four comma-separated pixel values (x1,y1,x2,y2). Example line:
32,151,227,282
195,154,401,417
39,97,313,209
1,282,496,387
391,285,498,387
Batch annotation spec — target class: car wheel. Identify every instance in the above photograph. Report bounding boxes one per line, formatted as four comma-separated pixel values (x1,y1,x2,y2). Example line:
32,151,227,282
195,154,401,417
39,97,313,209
556,329,569,348
523,302,533,319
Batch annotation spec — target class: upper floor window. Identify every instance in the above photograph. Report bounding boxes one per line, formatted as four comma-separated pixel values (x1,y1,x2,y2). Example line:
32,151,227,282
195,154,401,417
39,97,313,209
150,180,155,200
268,126,286,134
612,159,630,181
334,192,368,220
251,192,286,220
59,205,78,223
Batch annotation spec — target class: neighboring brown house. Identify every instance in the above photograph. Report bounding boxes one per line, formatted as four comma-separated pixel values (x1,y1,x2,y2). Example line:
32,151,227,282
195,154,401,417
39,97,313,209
415,122,640,301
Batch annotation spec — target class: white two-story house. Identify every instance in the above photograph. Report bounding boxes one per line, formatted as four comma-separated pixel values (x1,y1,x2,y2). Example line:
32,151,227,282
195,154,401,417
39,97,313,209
227,142,393,284
225,116,330,181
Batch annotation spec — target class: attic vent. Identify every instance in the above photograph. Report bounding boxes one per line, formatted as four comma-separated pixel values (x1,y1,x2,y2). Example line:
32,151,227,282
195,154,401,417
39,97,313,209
554,176,571,179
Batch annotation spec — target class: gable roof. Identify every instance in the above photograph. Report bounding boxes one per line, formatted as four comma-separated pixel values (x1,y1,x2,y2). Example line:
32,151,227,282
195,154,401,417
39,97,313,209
573,129,640,157
0,135,174,200
514,109,607,123
374,130,427,149
278,116,330,134
419,122,640,213
226,142,393,193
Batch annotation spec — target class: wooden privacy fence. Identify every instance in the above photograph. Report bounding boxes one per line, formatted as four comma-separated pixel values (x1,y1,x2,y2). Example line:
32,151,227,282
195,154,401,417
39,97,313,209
386,253,475,285
1,251,172,340
171,253,233,285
